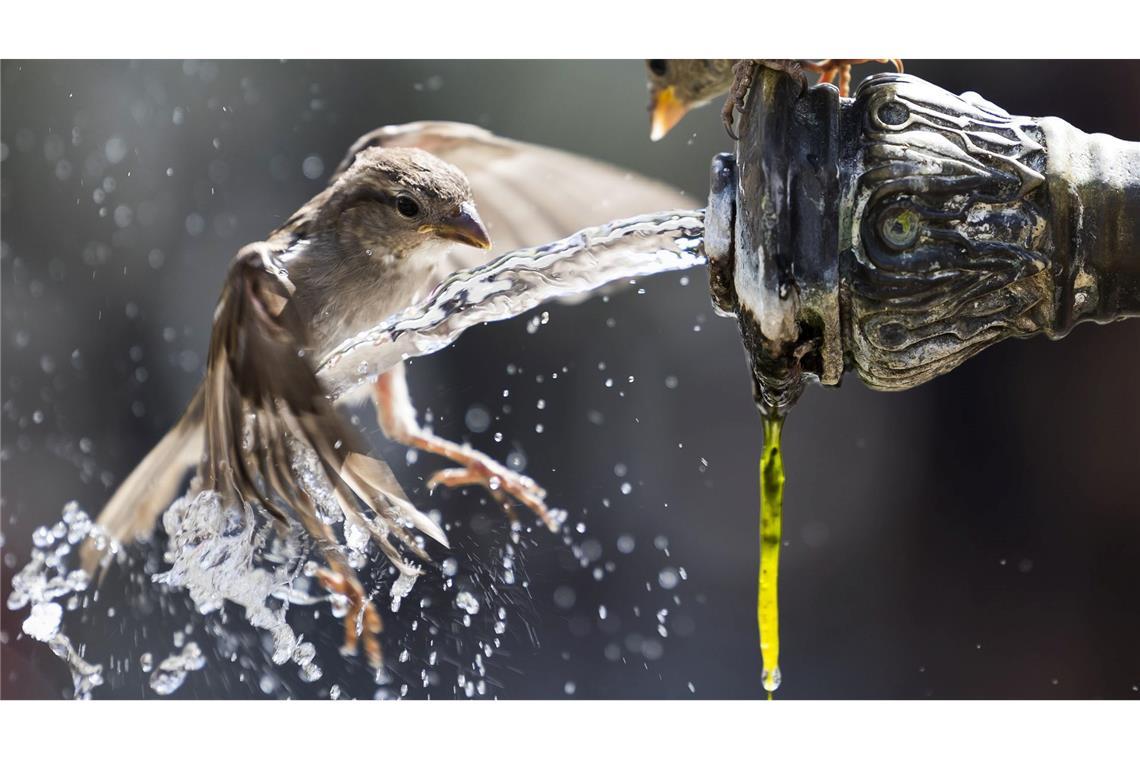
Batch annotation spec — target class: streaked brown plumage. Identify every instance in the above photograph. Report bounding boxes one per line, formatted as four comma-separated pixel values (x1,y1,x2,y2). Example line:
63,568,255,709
85,122,691,668
645,58,904,140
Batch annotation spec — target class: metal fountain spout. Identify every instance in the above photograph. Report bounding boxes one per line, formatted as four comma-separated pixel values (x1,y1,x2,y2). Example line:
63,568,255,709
705,68,1140,416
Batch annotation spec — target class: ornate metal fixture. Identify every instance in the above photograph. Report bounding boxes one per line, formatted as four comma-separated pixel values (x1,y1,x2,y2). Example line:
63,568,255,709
706,70,1140,414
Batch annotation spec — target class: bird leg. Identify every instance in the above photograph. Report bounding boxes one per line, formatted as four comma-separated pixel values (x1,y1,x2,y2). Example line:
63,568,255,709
801,59,904,97
722,58,904,138
290,503,385,668
373,364,558,531
722,60,808,139
315,563,383,668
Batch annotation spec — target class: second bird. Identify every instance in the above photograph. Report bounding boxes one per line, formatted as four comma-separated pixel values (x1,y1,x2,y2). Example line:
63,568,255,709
645,58,903,140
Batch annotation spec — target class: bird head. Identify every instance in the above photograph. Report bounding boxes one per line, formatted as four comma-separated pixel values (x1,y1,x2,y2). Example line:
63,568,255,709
646,59,736,141
324,146,491,260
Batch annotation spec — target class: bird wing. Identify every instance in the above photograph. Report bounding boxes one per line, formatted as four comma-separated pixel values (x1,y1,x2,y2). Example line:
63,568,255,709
202,241,447,574
333,121,693,274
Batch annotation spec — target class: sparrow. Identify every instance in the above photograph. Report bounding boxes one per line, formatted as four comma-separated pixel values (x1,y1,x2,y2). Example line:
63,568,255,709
84,121,689,667
646,58,904,140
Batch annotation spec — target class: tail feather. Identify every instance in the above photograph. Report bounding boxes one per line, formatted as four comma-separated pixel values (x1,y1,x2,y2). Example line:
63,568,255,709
81,388,205,572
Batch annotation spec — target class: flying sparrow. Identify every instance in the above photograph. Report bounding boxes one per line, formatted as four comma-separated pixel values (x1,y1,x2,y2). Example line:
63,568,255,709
85,122,689,667
646,58,904,140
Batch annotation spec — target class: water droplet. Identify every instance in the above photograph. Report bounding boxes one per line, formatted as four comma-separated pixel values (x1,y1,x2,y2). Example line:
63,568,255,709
455,591,480,615
762,666,782,692
390,572,417,613
148,642,206,696
553,586,576,610
301,154,324,179
465,405,491,433
22,602,62,642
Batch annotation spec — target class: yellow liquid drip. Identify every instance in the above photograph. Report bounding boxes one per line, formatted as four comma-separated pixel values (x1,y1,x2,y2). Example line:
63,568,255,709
759,415,785,698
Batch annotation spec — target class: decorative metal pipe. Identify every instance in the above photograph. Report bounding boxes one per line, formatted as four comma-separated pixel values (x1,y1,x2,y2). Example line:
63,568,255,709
706,70,1140,414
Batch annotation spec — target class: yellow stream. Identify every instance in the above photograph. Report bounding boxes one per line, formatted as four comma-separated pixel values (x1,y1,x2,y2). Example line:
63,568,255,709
759,414,785,698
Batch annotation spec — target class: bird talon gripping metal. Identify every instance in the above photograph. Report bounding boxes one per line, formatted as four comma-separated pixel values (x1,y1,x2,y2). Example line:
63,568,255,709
705,69,1140,414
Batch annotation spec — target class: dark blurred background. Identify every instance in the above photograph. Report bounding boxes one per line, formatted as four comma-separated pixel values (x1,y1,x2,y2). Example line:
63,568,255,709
2,60,1138,699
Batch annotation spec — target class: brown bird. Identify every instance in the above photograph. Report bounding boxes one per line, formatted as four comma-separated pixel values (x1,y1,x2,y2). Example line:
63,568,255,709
86,122,689,667
646,58,904,140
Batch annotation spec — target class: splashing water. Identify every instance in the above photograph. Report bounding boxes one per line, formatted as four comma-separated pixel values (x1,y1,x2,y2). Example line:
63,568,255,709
455,591,481,615
389,571,418,613
317,209,706,399
8,502,111,699
153,490,311,668
148,641,207,695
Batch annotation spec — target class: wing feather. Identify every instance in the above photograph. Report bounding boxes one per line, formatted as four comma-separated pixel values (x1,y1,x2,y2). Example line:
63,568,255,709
201,242,443,569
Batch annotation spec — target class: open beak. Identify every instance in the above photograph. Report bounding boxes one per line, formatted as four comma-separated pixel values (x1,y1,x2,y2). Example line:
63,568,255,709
649,86,689,142
424,202,492,250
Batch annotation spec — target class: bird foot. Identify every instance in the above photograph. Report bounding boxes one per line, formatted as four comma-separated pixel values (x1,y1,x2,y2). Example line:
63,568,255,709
316,566,383,669
722,60,808,140
802,58,904,97
721,59,903,138
427,448,557,532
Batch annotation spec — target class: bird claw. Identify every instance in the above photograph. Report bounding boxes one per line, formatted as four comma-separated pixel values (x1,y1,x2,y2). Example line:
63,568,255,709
316,566,383,670
427,452,556,532
721,59,902,138
803,58,904,98
723,60,808,140
722,59,756,139
721,96,740,141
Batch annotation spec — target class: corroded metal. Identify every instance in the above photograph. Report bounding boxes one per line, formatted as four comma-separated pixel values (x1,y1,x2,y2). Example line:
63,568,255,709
707,69,1140,412
713,67,842,414
705,152,738,318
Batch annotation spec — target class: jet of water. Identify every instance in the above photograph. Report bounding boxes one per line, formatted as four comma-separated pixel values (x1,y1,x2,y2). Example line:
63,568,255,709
317,209,706,400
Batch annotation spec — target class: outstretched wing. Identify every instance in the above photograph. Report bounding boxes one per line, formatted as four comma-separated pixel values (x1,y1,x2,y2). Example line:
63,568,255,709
333,121,693,273
203,242,447,574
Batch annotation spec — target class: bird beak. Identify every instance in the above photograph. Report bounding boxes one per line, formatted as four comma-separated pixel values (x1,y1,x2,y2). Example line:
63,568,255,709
424,202,492,250
649,86,689,142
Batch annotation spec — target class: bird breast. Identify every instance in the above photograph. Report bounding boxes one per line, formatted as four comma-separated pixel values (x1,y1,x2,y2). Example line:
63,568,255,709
290,248,444,361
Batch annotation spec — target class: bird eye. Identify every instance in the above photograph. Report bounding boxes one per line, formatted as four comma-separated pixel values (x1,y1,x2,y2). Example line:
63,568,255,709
396,195,420,218
648,60,668,77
